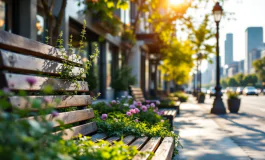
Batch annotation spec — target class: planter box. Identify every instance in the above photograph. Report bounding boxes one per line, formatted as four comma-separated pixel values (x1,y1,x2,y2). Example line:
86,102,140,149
198,95,205,103
227,98,241,113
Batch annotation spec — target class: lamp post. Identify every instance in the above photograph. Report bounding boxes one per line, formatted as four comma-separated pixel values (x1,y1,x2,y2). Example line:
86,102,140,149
211,2,226,114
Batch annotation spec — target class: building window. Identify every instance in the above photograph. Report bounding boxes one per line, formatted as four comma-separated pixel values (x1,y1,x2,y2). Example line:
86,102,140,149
0,0,6,30
36,14,45,42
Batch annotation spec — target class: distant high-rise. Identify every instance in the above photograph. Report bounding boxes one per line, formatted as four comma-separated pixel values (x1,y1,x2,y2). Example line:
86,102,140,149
245,27,264,74
225,33,233,65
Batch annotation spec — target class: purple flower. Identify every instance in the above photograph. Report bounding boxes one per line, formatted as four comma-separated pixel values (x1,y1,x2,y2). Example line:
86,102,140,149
136,102,142,107
126,111,132,116
150,103,155,108
145,100,150,103
111,100,117,104
101,114,108,120
157,111,162,115
3,87,10,94
135,119,139,123
135,108,140,113
43,97,51,104
127,95,133,99
141,106,147,112
133,101,137,106
156,100,160,105
130,109,136,114
129,105,136,109
160,110,165,115
146,104,150,108
26,77,37,86
51,111,59,117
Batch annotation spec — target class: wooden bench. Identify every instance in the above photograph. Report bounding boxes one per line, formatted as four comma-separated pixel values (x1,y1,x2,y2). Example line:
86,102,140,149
129,86,177,128
0,31,175,160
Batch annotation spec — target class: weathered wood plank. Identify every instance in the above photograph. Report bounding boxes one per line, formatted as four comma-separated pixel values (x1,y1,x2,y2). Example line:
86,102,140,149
27,109,94,127
133,137,161,160
3,73,88,92
9,95,92,109
106,136,120,144
56,122,97,140
151,137,174,160
129,137,149,150
0,31,82,65
122,135,136,145
0,49,85,77
91,133,108,142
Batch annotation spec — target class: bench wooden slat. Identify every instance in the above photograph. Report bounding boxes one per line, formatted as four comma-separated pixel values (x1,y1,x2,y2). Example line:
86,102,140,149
2,73,88,92
133,137,161,160
152,137,174,160
0,31,82,65
129,137,149,150
0,49,85,77
91,133,108,142
9,95,92,109
27,109,94,127
106,136,120,144
122,135,136,145
57,122,97,140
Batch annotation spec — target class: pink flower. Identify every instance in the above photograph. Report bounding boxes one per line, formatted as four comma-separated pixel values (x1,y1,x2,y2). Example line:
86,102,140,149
129,105,136,109
150,103,155,108
160,110,165,115
161,120,164,123
141,106,147,112
135,119,139,123
111,100,117,104
126,111,132,116
145,100,150,103
43,97,51,104
136,102,142,107
130,109,136,114
101,114,108,120
135,108,140,113
156,100,160,105
146,104,150,108
26,77,37,86
51,111,59,117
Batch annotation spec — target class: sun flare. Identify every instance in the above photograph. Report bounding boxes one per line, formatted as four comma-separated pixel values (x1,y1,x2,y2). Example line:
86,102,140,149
169,0,185,5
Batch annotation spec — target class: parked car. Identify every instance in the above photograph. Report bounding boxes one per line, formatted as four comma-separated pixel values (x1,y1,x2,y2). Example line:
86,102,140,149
209,87,216,98
243,86,259,96
236,87,244,95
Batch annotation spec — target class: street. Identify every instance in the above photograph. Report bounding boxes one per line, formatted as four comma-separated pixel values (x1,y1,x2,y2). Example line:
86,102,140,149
205,94,265,121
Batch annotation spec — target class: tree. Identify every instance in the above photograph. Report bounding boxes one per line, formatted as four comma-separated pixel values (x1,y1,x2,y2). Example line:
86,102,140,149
253,57,265,83
228,77,238,86
40,0,67,46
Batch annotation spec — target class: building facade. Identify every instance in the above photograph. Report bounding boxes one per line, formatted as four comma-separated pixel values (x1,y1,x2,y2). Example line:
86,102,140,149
245,27,263,74
224,33,233,66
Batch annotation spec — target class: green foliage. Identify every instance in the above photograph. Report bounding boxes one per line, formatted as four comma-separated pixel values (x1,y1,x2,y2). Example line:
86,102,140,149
158,100,177,108
111,66,137,91
0,89,143,160
227,91,239,99
121,29,136,46
253,57,265,82
95,112,176,139
221,73,258,87
172,91,188,102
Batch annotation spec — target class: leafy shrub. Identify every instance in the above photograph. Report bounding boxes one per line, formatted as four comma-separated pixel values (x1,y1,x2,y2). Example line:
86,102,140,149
91,97,168,127
158,100,177,108
0,89,143,160
172,91,188,102
111,66,136,91
227,91,239,99
94,112,177,142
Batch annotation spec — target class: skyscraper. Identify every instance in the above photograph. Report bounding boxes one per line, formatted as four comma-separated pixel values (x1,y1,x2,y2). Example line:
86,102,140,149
245,27,263,74
225,33,233,65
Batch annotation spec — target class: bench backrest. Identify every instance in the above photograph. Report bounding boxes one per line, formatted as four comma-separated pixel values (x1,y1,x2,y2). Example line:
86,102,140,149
130,86,145,102
0,31,96,140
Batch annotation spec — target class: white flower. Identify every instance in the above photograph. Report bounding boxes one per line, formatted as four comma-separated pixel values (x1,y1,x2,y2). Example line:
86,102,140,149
122,96,126,98
127,95,133,99
124,103,129,107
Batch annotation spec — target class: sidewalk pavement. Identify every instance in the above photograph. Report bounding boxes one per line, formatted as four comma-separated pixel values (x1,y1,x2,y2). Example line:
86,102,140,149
173,98,259,160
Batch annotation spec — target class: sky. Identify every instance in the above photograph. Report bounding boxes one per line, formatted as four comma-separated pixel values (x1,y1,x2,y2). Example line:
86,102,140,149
185,0,265,71
220,0,265,63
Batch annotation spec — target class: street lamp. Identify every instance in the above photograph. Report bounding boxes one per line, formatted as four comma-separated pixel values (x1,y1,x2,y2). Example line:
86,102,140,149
211,2,226,114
